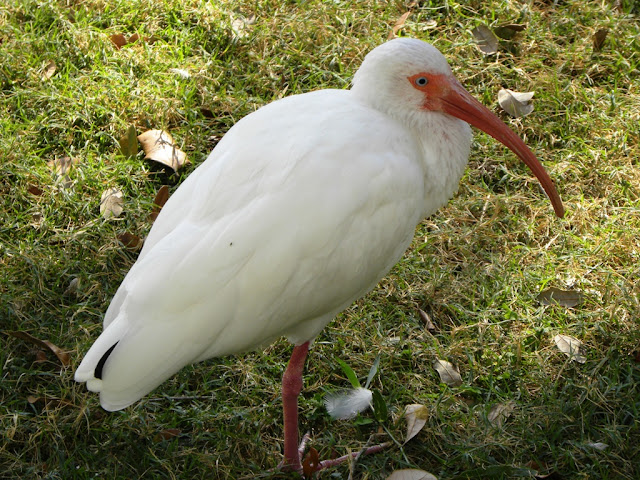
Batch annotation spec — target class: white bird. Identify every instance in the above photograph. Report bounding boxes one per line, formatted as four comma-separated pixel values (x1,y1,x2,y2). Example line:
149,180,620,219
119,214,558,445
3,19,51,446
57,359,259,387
75,38,564,472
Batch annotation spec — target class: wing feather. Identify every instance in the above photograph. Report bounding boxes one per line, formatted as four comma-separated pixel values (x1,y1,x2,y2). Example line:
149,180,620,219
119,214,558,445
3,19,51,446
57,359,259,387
76,90,426,409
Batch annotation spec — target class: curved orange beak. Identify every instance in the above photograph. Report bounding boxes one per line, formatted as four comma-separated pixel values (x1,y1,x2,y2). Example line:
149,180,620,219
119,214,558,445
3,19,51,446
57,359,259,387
413,73,564,218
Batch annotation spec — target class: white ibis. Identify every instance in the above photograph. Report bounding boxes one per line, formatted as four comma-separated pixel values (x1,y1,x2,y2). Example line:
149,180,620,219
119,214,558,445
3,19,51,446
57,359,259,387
75,38,564,472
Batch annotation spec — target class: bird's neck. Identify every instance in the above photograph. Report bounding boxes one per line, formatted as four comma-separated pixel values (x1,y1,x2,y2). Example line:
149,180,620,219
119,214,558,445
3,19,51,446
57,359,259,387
411,112,472,218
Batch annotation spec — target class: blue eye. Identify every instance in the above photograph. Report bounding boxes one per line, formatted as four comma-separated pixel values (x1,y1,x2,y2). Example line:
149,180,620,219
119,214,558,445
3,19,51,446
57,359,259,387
414,76,428,86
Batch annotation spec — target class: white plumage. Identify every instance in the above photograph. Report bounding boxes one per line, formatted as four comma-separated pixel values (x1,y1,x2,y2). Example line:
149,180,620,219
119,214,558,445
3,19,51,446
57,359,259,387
75,38,562,469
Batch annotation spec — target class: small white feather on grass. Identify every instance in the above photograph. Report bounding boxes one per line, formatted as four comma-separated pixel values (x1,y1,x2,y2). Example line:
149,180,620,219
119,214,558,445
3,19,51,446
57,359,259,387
324,387,373,420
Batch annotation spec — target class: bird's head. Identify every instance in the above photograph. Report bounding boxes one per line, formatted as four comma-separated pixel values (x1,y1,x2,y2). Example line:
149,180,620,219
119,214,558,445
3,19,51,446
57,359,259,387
352,38,564,218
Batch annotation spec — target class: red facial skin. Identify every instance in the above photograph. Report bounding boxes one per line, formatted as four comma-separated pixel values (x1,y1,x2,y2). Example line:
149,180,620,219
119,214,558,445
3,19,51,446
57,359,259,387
409,72,564,218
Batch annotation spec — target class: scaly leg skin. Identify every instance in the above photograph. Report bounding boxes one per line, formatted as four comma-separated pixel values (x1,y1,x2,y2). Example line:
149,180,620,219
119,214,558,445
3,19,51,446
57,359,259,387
278,342,391,475
279,341,311,472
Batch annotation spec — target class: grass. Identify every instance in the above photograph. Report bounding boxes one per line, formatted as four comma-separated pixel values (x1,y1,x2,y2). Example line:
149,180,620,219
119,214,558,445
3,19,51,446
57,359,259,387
1,0,639,478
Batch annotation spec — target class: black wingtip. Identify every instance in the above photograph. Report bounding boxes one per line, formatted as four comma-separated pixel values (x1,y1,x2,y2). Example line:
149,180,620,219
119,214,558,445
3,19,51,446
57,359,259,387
95,342,119,380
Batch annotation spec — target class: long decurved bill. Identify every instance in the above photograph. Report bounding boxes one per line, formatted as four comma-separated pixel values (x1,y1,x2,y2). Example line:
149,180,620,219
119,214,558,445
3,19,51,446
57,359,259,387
425,74,564,218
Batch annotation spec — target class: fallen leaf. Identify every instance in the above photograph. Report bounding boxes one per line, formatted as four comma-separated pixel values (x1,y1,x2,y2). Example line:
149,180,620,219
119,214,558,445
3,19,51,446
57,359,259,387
593,28,608,51
404,404,429,443
27,395,74,408
118,125,139,158
117,232,143,250
387,469,438,480
418,308,436,332
537,287,582,308
498,89,535,117
472,25,499,55
63,277,80,296
494,23,526,40
302,446,320,478
150,185,170,222
553,334,586,364
422,19,438,30
488,401,515,427
585,441,608,451
230,14,255,40
100,188,124,219
200,107,215,118
6,331,70,366
109,33,142,49
526,460,553,478
41,60,57,80
138,129,189,172
433,359,462,387
27,184,44,196
48,156,78,176
109,34,128,49
389,11,411,39
153,428,181,442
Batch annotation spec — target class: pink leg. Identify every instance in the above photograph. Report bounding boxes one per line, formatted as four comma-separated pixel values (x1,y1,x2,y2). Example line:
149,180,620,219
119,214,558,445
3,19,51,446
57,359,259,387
280,341,310,471
277,342,390,474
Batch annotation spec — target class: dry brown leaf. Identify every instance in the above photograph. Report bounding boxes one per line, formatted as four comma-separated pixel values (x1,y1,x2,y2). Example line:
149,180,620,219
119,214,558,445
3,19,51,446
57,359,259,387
118,125,139,158
153,428,181,442
404,404,429,443
389,11,411,39
488,401,515,427
117,232,144,250
35,350,48,363
472,25,499,55
554,334,586,363
27,184,44,196
593,28,608,51
109,33,128,49
27,395,74,408
433,359,462,387
41,60,57,80
526,460,553,478
387,470,438,480
200,107,215,118
6,331,71,366
150,185,170,222
494,23,526,40
100,188,124,219
498,89,535,118
109,33,143,49
138,129,189,172
418,308,436,332
537,287,582,308
302,446,320,478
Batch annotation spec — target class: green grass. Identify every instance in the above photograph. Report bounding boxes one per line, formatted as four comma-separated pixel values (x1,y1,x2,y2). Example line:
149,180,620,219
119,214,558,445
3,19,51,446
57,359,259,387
2,0,640,478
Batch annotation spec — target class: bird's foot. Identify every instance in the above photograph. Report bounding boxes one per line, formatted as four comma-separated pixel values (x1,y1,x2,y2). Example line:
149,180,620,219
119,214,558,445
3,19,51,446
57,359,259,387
277,432,311,473
279,432,391,477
